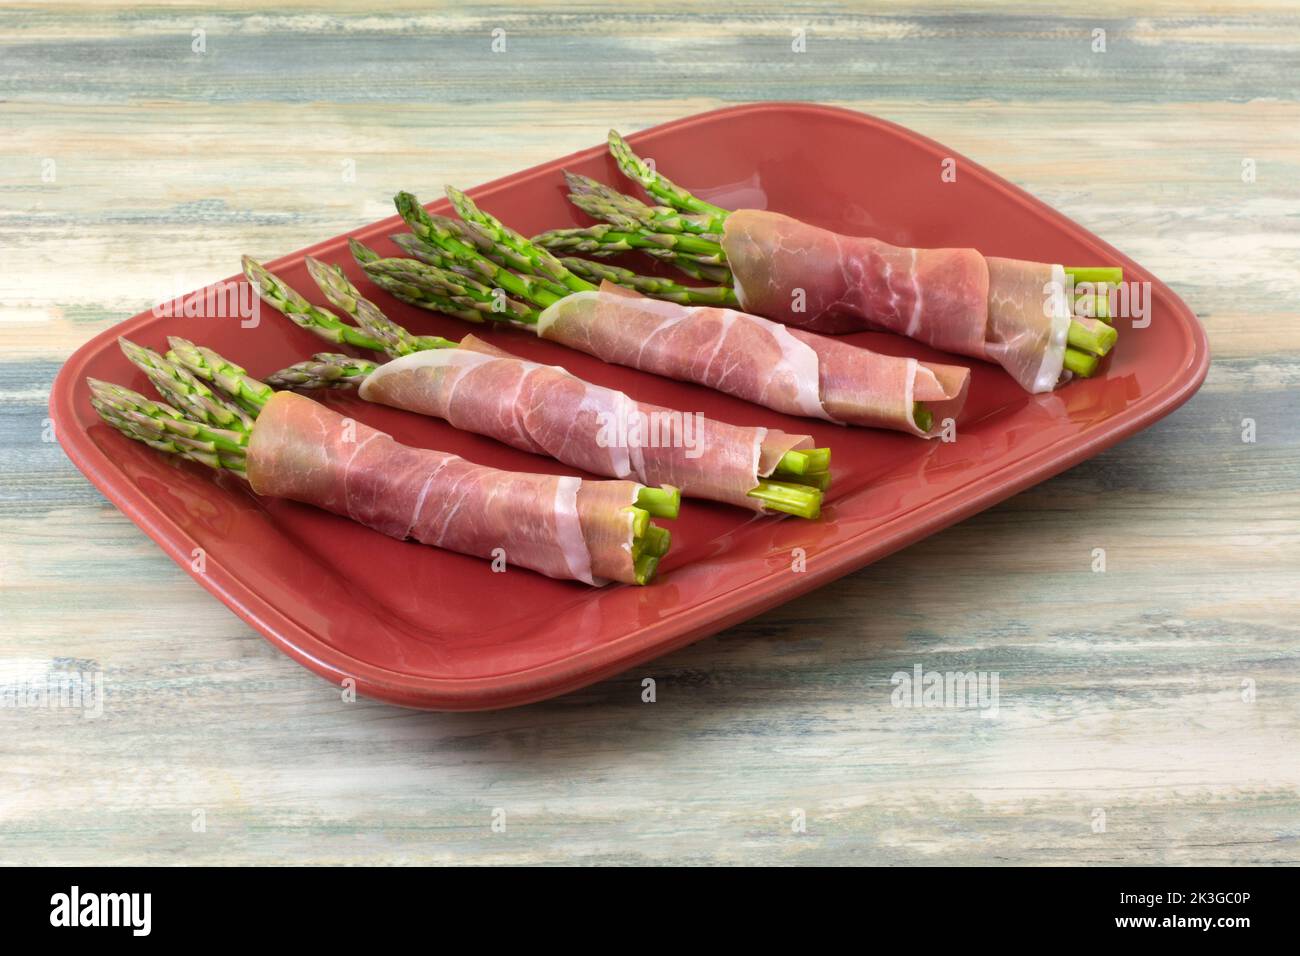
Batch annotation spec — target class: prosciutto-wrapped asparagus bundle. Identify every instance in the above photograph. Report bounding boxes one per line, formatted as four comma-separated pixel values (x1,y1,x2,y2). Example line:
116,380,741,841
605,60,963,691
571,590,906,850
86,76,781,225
529,131,1122,394
358,344,822,512
99,340,678,586
719,211,1087,393
241,257,829,516
251,392,654,584
536,283,969,437
362,193,969,438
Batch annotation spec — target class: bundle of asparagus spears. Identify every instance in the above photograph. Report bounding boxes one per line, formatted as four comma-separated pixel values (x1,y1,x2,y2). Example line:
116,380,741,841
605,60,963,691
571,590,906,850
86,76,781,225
529,131,1123,393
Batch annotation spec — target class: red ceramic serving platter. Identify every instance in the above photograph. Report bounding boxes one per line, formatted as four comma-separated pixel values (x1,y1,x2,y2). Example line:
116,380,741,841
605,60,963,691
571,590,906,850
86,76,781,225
51,103,1208,710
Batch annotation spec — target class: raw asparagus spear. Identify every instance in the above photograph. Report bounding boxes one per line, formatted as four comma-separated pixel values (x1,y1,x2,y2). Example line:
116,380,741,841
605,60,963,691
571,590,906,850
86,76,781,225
1063,349,1099,378
557,257,739,307
305,255,457,355
530,226,733,283
242,256,391,353
445,186,595,293
118,337,254,434
532,223,725,262
607,130,732,230
356,246,541,325
88,377,248,471
394,192,571,303
564,171,718,236
164,336,275,415
265,353,380,391
350,240,513,325
747,480,821,520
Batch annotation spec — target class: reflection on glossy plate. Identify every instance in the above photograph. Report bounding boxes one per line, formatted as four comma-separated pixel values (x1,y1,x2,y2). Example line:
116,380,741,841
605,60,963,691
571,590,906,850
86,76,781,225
50,103,1209,710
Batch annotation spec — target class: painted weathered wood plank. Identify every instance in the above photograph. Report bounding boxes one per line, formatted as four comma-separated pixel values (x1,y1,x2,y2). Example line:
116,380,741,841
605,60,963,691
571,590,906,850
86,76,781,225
1,2,1296,866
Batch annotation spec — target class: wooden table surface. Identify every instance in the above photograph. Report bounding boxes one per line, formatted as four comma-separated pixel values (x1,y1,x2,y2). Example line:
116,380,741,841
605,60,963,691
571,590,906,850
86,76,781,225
3,2,1297,866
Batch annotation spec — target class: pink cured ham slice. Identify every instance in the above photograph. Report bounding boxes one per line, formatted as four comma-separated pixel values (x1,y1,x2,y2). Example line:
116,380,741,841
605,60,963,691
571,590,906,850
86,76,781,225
536,283,969,438
245,391,642,585
720,209,1072,393
356,335,812,512
722,209,989,345
788,327,970,433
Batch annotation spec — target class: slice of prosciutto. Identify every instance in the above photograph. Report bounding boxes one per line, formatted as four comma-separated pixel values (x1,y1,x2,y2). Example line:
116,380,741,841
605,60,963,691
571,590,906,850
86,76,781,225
535,283,969,437
720,209,1072,394
356,334,812,512
246,390,643,585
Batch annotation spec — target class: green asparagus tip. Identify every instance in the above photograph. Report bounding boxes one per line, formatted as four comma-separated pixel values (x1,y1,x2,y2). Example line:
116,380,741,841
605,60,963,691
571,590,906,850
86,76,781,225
633,552,661,586
747,479,822,520
86,377,119,402
1064,347,1101,378
241,255,272,289
444,185,470,211
348,237,380,265
913,402,934,433
635,484,681,519
1067,318,1118,357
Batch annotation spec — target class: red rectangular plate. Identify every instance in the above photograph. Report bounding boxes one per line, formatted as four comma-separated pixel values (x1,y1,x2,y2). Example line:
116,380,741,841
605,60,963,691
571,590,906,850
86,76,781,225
51,103,1208,710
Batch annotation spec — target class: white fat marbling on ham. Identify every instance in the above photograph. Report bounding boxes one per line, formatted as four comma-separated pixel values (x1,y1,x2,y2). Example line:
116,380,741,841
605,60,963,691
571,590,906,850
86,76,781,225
550,476,591,584
985,258,1072,394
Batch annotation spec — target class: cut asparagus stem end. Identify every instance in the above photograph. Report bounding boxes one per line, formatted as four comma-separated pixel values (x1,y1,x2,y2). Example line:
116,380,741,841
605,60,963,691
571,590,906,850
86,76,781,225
633,552,661,586
1075,289,1112,321
1065,266,1124,284
748,480,823,519
635,484,681,519
774,449,809,475
1064,348,1100,377
1068,318,1118,357
773,446,832,477
625,505,650,539
913,403,934,433
778,470,832,493
641,523,672,558
804,447,831,473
